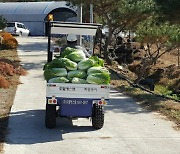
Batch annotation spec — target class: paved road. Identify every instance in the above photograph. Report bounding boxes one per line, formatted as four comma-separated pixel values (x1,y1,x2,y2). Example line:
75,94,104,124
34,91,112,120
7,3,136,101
4,37,180,154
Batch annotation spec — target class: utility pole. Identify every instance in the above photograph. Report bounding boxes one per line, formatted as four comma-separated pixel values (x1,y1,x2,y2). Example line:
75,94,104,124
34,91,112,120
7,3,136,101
77,4,82,46
90,4,93,53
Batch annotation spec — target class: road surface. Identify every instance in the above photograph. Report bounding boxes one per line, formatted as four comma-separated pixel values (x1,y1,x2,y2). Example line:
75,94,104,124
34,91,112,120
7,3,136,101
3,37,180,154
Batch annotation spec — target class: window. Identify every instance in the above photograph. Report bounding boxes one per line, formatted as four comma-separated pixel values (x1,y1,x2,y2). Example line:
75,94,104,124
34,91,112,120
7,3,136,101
7,23,15,27
22,24,26,29
17,24,23,28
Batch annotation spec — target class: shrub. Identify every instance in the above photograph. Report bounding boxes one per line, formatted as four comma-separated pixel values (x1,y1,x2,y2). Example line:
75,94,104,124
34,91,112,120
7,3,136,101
0,32,18,49
0,75,9,88
0,15,6,30
168,78,180,93
0,61,14,76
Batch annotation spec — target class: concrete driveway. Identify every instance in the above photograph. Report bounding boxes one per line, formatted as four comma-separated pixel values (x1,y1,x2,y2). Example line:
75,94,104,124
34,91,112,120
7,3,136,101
3,37,180,154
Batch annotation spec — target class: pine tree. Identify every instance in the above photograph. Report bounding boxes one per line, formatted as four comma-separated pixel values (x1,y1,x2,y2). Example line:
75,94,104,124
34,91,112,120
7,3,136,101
0,15,6,30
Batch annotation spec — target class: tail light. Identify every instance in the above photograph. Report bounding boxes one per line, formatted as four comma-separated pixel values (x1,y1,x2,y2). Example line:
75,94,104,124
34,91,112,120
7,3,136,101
48,96,57,104
97,100,107,105
98,101,103,105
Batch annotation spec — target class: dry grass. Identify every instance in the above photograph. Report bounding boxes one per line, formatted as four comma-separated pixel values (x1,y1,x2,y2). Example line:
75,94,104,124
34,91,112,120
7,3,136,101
0,32,18,49
0,75,9,89
0,49,25,153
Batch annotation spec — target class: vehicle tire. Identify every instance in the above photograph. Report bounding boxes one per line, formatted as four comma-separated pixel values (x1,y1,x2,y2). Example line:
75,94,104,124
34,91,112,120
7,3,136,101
92,103,104,129
45,104,56,128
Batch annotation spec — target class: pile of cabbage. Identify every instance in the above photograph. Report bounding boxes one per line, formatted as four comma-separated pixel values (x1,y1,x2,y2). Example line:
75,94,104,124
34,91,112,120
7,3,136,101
43,47,110,85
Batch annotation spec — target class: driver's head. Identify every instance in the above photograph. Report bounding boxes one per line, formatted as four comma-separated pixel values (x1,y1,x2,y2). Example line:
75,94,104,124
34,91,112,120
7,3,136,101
67,34,77,44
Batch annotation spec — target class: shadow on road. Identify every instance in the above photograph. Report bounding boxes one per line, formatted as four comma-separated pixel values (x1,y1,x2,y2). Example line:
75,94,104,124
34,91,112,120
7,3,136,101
17,38,48,53
21,60,47,70
5,90,149,145
105,90,149,114
6,110,95,145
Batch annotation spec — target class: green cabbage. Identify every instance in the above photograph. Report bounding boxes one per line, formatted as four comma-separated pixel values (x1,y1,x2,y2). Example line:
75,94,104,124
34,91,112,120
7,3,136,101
87,66,109,75
71,77,87,84
43,58,64,70
66,50,86,62
44,69,57,81
63,58,77,70
89,56,104,67
67,70,87,79
51,68,67,77
44,68,67,81
43,62,51,70
86,72,110,85
78,56,104,70
48,77,69,83
77,59,94,70
43,58,77,71
61,47,77,58
56,57,77,71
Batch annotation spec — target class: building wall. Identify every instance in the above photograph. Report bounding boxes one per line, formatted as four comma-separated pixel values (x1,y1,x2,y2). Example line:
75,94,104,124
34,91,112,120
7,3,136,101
23,21,44,36
0,2,77,36
3,8,76,36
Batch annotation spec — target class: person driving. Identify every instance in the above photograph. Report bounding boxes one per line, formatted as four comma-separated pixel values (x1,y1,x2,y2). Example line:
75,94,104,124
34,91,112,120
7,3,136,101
61,34,91,58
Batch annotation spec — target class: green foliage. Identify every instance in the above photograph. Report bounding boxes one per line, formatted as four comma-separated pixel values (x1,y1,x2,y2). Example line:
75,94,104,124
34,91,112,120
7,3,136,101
112,0,156,23
0,15,6,30
133,18,180,79
155,0,180,23
156,85,173,95
65,0,157,61
136,18,180,46
155,85,180,101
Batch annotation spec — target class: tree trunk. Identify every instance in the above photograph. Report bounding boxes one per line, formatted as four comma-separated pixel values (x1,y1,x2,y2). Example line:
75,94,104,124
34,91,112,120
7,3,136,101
178,48,180,68
103,27,113,65
135,59,151,83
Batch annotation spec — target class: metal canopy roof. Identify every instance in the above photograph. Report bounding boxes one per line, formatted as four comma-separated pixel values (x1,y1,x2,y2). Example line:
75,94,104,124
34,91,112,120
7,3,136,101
0,1,76,21
50,22,102,36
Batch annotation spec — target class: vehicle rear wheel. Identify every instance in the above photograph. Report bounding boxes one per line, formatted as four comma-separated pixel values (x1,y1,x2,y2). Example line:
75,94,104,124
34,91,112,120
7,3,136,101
92,103,104,129
45,104,56,128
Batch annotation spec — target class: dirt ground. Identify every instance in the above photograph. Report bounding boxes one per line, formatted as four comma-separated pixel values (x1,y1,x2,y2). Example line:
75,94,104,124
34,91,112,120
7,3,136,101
114,45,180,95
0,49,26,153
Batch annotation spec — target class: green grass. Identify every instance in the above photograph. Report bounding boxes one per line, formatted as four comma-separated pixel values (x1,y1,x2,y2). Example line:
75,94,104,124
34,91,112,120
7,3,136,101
155,85,180,101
